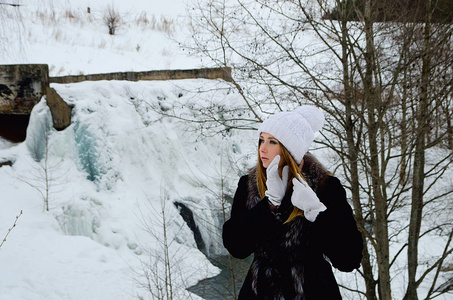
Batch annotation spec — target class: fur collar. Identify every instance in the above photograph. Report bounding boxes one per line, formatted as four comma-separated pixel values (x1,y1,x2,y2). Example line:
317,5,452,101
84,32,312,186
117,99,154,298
246,152,329,209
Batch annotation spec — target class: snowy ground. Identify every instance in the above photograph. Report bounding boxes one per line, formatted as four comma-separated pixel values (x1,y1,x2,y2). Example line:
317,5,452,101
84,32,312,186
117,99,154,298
0,1,235,299
0,0,207,75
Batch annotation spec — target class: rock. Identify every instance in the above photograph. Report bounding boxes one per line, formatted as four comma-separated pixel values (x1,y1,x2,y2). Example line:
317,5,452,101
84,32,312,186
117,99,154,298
45,87,73,130
0,160,13,168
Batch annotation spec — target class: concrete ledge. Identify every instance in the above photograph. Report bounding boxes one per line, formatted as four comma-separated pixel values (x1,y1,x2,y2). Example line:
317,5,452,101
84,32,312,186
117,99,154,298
49,67,233,84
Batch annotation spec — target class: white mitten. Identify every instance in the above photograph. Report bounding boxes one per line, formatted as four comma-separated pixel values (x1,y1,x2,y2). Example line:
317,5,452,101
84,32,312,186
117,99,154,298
265,155,289,207
291,174,327,222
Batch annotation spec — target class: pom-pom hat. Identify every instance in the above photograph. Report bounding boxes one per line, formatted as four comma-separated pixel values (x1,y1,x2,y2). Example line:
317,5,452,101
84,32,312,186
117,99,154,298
258,105,325,164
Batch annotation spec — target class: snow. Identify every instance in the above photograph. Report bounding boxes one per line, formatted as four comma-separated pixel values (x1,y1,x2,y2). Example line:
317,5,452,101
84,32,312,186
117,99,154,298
0,80,244,299
1,78,252,299
0,1,239,299
1,0,452,299
1,0,207,75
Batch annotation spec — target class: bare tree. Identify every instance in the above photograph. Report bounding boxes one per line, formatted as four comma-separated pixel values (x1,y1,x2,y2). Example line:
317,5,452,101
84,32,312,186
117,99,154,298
20,106,64,212
134,188,219,300
179,142,251,299
135,191,178,300
175,0,453,299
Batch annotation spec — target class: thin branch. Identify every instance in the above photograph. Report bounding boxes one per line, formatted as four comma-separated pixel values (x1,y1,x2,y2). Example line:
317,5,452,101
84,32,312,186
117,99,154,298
0,210,23,249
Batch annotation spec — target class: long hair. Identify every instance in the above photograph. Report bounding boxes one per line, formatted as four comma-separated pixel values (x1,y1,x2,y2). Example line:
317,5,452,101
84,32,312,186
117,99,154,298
256,141,305,223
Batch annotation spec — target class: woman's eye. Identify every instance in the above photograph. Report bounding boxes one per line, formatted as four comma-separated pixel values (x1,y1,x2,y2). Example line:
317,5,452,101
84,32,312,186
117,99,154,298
270,140,278,144
258,139,264,144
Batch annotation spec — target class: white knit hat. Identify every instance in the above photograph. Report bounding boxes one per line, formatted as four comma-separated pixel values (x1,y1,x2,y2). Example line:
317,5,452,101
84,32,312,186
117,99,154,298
258,105,325,164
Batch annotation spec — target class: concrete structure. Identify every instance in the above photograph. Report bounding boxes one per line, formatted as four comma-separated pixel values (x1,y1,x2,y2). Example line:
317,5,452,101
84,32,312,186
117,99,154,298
0,64,49,142
0,64,49,115
0,64,233,142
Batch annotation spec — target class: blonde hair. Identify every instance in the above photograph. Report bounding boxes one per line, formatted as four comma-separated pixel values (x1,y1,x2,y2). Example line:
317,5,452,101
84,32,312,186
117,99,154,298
256,141,306,223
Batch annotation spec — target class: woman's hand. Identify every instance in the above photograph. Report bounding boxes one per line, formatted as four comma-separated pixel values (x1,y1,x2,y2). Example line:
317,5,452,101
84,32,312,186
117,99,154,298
265,155,289,207
291,174,327,222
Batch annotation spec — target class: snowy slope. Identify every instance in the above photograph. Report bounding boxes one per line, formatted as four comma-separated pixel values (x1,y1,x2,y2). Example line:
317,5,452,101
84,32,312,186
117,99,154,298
1,0,206,75
0,78,257,299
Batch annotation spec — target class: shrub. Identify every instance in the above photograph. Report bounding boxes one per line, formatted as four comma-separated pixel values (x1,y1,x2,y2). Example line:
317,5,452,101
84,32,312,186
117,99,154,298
103,5,121,35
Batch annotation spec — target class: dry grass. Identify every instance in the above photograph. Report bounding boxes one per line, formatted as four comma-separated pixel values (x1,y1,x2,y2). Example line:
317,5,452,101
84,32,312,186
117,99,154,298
136,11,150,27
30,6,177,35
135,12,176,35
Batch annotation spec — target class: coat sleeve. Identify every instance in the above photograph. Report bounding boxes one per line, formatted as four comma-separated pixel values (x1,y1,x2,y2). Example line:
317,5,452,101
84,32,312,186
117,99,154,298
222,175,280,259
313,176,363,272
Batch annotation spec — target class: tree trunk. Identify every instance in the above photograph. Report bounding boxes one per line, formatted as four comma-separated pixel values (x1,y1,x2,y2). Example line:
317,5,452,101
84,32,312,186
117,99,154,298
340,1,377,298
364,1,391,299
400,64,408,185
448,115,453,149
404,2,432,300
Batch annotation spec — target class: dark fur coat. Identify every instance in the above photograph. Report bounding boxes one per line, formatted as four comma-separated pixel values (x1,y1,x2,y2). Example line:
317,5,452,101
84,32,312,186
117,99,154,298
223,153,363,300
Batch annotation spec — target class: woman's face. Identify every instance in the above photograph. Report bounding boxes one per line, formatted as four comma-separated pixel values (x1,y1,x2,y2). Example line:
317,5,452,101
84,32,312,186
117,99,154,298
259,132,283,169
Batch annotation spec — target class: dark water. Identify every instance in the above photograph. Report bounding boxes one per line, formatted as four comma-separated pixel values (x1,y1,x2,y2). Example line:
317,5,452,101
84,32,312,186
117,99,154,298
188,254,253,300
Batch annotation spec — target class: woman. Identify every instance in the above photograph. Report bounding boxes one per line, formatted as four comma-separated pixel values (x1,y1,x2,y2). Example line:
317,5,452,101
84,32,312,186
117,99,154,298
223,106,363,299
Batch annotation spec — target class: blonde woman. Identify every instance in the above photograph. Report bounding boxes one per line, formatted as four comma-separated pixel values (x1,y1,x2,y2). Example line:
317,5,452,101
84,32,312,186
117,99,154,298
223,106,363,299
